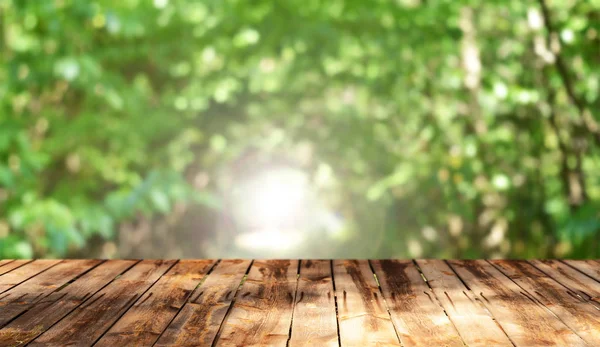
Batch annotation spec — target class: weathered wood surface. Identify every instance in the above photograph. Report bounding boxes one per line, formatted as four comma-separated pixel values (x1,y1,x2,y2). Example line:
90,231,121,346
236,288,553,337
371,259,462,346
96,259,216,347
29,259,175,347
216,259,299,347
0,259,598,346
416,259,513,346
0,259,60,294
563,259,600,282
289,260,338,347
448,260,587,346
156,259,252,347
0,259,137,346
491,260,600,345
530,259,600,306
0,260,30,276
334,259,400,346
0,259,101,327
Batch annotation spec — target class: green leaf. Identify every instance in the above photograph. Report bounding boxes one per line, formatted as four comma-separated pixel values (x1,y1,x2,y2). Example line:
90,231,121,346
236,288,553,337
150,189,171,213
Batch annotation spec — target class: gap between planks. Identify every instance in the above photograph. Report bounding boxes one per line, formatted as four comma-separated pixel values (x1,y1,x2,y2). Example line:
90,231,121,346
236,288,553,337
209,260,255,347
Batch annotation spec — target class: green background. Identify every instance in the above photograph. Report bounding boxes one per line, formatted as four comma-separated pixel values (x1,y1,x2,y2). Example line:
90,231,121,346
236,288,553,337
0,0,599,259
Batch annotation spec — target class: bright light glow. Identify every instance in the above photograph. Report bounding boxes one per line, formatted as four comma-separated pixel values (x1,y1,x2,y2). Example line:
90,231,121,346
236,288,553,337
235,229,304,251
227,165,345,255
232,167,309,229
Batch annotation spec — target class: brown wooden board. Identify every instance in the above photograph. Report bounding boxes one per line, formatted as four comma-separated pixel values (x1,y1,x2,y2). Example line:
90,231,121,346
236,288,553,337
0,260,32,276
0,259,101,327
0,260,60,294
156,259,252,347
95,259,216,347
563,260,600,282
448,260,587,346
491,259,600,345
28,259,175,347
0,260,14,268
529,259,600,306
214,259,299,347
288,260,338,347
415,259,512,346
0,260,136,346
371,260,463,346
333,260,400,346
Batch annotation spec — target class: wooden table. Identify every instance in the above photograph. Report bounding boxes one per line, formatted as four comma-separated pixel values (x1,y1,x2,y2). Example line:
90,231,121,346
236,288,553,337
0,259,599,346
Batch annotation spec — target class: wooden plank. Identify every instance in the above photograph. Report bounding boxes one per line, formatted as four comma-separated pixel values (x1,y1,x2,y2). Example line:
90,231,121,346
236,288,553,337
0,260,14,268
491,260,600,345
289,260,338,347
95,259,216,347
333,260,400,346
448,260,586,346
0,260,136,346
0,260,60,294
416,259,512,346
529,260,600,306
215,259,299,347
0,259,101,327
371,260,462,346
0,260,33,276
28,259,175,347
563,260,600,282
156,259,252,347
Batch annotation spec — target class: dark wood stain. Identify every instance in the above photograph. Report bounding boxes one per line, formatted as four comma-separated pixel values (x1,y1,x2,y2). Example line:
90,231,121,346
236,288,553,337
444,291,455,308
335,260,401,346
296,291,304,304
345,261,379,329
374,260,465,346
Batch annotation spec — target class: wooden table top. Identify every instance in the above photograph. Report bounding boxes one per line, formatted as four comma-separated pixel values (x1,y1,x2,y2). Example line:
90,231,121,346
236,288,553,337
0,259,599,346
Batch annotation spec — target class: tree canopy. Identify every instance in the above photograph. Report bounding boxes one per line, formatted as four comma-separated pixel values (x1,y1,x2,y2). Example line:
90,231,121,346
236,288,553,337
0,0,599,258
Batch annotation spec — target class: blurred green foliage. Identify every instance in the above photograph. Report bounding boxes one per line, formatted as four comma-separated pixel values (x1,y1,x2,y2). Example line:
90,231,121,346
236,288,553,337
0,0,598,258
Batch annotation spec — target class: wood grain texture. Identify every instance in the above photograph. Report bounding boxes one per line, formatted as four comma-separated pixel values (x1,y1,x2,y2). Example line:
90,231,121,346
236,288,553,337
156,259,252,347
530,259,600,306
289,260,338,347
28,259,175,347
0,260,60,294
215,259,299,347
0,259,136,346
563,260,600,282
0,259,598,346
95,259,216,347
448,260,587,346
491,259,600,345
0,259,101,327
0,260,32,276
371,260,462,347
334,260,400,347
416,259,512,346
